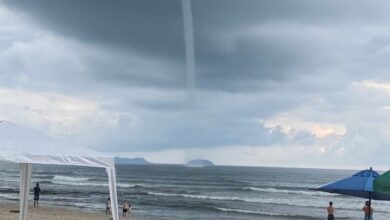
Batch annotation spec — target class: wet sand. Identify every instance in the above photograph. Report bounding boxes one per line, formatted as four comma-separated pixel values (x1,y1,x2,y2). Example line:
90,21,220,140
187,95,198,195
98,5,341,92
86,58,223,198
0,203,148,220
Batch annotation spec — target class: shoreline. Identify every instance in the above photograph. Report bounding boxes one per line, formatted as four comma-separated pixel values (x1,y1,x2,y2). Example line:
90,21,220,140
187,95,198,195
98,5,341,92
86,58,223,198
0,203,148,220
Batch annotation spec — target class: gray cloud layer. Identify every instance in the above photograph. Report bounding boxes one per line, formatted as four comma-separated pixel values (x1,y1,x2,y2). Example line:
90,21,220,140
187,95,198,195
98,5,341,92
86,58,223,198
2,0,390,166
5,0,390,91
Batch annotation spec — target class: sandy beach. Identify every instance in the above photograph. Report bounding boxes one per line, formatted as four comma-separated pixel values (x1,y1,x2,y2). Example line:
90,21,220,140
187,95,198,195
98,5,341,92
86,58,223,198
0,203,148,220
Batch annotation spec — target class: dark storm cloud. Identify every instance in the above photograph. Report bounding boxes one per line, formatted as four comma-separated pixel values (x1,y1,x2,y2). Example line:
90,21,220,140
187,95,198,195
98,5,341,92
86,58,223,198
4,0,390,167
4,0,185,60
5,0,381,91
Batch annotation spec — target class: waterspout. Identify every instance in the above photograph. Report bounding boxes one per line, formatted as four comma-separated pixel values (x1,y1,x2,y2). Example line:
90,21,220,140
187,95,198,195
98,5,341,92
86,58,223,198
182,0,196,103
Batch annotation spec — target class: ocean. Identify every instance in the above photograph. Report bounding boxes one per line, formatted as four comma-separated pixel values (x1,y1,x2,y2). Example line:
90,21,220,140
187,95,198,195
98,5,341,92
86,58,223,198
1,162,390,219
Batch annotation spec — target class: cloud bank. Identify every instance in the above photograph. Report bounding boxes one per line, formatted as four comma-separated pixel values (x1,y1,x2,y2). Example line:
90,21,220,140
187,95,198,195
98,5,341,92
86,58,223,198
1,1,390,168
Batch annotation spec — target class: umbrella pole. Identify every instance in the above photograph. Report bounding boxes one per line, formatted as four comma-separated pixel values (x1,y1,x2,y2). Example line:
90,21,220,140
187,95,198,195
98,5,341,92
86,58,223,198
368,192,372,219
368,167,372,219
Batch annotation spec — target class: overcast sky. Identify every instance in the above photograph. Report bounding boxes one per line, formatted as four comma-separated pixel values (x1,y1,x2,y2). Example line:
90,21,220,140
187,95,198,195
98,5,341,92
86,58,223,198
1,0,390,168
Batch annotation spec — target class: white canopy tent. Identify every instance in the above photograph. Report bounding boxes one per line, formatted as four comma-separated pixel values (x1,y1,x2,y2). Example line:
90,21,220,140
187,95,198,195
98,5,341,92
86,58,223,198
0,121,119,220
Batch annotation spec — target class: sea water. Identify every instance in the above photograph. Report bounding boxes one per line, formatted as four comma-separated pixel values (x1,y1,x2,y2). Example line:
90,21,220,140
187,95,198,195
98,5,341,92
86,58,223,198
1,162,390,219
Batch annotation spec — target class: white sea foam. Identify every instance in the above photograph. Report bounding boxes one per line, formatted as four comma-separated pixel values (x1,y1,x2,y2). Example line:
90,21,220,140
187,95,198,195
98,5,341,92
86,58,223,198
146,191,369,211
52,180,108,187
242,186,336,197
147,192,262,202
214,207,350,219
0,176,19,183
0,193,18,200
53,175,90,182
51,176,138,188
214,207,305,217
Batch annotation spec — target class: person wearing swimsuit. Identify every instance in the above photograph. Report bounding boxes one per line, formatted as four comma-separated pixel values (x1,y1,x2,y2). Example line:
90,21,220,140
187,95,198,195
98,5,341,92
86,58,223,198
105,197,111,215
122,200,129,217
363,201,374,220
327,201,335,220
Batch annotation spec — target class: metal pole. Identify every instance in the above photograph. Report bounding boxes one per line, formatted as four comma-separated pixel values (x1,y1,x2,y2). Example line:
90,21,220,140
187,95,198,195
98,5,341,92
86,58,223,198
368,192,371,218
368,167,372,219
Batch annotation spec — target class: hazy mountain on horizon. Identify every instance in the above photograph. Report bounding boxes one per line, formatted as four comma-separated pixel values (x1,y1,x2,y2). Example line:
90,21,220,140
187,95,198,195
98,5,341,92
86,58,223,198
186,159,214,167
115,157,151,165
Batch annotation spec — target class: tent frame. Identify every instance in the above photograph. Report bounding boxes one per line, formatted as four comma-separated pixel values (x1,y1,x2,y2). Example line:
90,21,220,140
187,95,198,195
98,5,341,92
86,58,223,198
1,156,119,220
0,121,119,220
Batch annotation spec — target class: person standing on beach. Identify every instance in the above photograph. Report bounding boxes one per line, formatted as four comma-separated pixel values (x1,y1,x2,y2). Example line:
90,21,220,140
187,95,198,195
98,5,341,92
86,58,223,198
33,183,41,207
105,197,111,215
327,201,335,220
363,201,374,220
122,200,130,217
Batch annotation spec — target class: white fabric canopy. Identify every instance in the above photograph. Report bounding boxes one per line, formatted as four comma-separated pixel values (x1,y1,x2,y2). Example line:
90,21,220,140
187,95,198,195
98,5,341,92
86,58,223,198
0,121,119,220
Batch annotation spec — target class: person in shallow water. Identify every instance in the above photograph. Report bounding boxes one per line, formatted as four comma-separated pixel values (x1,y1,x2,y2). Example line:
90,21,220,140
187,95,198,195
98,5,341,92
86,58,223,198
363,201,374,220
327,201,335,220
33,183,41,207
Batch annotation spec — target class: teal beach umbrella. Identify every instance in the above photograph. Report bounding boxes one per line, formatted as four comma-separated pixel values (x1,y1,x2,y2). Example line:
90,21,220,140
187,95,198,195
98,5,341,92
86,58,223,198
312,168,390,200
374,170,390,195
312,168,390,217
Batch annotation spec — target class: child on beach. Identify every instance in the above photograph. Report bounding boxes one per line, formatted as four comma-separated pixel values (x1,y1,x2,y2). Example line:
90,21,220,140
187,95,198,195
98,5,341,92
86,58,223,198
363,201,374,220
122,200,130,217
105,197,111,215
327,201,335,220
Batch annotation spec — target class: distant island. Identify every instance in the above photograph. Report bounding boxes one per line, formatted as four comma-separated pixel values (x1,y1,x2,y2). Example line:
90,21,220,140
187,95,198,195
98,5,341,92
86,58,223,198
186,159,214,167
115,157,151,165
